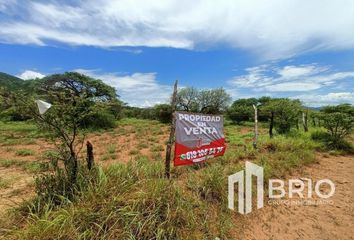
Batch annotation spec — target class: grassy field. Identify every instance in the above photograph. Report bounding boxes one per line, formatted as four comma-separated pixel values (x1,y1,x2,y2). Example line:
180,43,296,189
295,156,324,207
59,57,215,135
0,118,351,239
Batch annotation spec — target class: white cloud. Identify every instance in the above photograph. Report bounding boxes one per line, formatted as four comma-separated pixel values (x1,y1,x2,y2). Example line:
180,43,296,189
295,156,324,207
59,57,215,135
277,65,327,79
292,92,354,107
0,0,16,11
229,64,354,92
265,82,321,92
74,69,172,107
17,70,45,80
1,0,354,58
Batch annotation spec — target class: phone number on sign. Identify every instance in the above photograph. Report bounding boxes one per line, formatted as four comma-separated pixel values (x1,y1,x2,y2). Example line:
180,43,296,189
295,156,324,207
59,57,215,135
180,147,224,160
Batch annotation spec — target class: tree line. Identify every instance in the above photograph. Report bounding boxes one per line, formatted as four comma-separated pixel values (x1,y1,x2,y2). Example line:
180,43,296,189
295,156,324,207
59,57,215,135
1,73,353,148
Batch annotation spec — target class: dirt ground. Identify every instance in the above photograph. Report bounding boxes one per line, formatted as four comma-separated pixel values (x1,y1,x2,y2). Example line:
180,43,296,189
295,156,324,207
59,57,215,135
238,154,354,240
0,168,34,216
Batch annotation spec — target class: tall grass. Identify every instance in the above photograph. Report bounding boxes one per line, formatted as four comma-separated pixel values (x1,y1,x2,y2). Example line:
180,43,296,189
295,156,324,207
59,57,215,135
10,158,228,239
1,121,327,239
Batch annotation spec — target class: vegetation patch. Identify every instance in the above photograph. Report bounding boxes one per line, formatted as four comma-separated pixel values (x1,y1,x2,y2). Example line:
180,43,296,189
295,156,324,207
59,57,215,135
15,149,35,156
0,176,14,189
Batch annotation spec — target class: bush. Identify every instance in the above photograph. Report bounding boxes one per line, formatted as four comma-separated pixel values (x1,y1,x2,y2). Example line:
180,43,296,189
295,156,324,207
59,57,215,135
276,121,292,134
227,98,257,123
15,149,34,156
316,107,354,151
311,130,331,141
154,104,172,123
311,129,353,152
328,139,354,153
31,166,98,213
81,111,116,129
321,112,353,143
0,107,32,121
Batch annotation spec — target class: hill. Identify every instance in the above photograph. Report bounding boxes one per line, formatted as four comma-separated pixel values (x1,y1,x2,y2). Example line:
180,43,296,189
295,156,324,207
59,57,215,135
0,72,25,91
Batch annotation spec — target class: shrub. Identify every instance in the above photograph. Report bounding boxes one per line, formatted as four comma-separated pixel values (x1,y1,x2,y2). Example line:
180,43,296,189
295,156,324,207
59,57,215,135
321,112,353,144
31,166,98,213
227,98,257,123
150,145,164,152
154,104,172,123
0,107,32,121
0,177,12,189
15,149,34,156
106,144,116,154
128,149,139,155
81,111,116,129
311,130,331,141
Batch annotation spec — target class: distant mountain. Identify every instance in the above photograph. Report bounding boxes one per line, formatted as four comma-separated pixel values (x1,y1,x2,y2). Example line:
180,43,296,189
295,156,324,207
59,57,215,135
305,106,322,111
0,72,25,91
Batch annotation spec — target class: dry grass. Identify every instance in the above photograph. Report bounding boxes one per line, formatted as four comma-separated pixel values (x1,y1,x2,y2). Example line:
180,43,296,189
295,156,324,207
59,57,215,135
0,118,339,239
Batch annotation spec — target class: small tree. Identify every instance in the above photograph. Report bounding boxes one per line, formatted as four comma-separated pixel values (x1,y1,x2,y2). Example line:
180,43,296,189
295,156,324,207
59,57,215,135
198,88,231,114
321,112,353,143
260,99,277,138
176,87,231,114
227,98,258,123
0,88,32,121
176,87,199,112
261,98,302,136
34,93,89,183
154,104,172,123
35,72,117,179
320,104,354,148
2,72,119,205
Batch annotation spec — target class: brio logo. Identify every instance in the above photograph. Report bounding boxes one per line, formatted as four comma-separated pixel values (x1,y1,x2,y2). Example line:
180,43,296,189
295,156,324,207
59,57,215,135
228,161,335,214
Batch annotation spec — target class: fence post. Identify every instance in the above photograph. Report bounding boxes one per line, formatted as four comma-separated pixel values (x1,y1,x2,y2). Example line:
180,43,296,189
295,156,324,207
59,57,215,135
165,80,178,179
302,111,308,132
86,141,94,170
252,104,258,149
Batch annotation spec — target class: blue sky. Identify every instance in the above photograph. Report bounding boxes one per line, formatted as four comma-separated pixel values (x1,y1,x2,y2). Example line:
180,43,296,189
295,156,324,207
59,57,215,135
0,0,353,107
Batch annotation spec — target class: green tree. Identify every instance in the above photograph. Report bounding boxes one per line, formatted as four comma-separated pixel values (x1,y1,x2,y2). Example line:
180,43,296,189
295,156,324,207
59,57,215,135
198,88,231,114
309,110,321,127
321,103,354,115
0,88,32,121
320,104,354,148
33,72,119,180
261,98,302,136
176,87,231,114
154,104,172,123
1,72,122,205
36,72,117,102
321,112,353,143
227,98,258,123
176,87,199,112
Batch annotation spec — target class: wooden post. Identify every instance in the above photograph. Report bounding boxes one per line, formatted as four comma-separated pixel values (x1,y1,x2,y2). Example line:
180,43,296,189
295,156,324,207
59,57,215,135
252,104,258,149
86,141,94,170
165,80,178,179
302,111,308,132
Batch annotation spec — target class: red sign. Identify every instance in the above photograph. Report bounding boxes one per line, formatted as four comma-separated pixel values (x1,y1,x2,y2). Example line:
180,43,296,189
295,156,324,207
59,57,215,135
174,112,226,166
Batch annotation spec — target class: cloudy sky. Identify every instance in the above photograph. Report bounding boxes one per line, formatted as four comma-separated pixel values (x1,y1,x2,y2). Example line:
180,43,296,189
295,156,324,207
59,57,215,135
0,0,353,107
